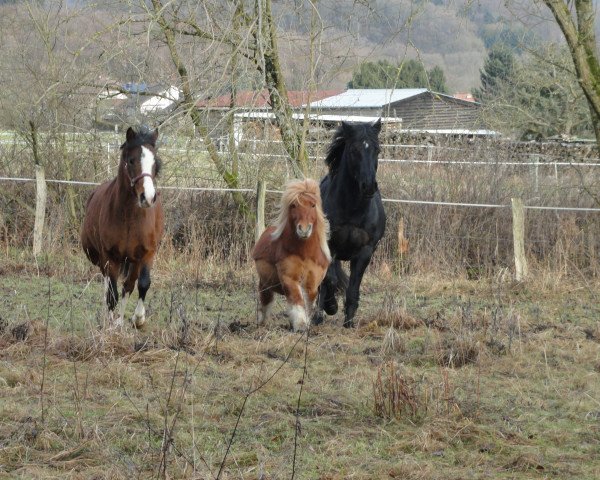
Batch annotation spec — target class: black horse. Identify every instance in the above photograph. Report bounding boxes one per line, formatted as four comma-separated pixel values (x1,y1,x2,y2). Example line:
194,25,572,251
314,119,386,328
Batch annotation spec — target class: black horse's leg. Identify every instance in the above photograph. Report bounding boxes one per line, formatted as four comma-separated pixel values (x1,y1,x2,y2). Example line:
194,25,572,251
344,246,374,328
312,263,338,325
323,261,340,315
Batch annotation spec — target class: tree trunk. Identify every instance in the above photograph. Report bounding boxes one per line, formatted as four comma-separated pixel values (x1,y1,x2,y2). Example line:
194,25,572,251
60,134,78,231
150,0,251,216
542,0,600,150
256,0,308,176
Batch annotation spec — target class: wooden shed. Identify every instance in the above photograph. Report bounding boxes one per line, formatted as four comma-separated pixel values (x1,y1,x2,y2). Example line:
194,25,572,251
308,89,486,132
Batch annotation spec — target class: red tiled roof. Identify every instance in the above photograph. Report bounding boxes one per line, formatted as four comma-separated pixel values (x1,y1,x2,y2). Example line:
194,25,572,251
453,92,477,102
196,89,344,109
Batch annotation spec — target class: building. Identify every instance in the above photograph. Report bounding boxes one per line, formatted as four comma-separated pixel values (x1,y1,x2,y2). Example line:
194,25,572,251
195,89,343,141
307,88,491,135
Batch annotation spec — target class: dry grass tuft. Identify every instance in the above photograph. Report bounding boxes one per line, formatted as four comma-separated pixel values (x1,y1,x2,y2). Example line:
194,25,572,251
373,361,424,420
436,332,482,368
381,326,406,356
368,293,423,330
0,321,47,353
505,453,545,472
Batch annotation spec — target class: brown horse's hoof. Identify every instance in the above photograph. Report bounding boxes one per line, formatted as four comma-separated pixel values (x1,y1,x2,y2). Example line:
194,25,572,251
131,317,146,329
131,300,146,329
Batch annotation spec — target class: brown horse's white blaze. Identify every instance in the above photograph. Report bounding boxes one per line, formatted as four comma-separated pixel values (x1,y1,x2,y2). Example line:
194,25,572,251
138,146,157,207
252,179,331,332
81,127,164,329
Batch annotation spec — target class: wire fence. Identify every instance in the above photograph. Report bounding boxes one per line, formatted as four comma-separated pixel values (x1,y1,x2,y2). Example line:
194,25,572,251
2,176,600,212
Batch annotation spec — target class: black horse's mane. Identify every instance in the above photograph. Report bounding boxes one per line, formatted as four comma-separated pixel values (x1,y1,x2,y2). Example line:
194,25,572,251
324,122,380,174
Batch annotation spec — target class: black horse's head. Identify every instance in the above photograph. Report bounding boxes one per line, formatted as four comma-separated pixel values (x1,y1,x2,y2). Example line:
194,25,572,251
325,119,382,197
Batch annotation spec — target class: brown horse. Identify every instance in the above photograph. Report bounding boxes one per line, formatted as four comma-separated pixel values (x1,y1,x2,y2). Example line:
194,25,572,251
252,179,330,332
81,127,164,328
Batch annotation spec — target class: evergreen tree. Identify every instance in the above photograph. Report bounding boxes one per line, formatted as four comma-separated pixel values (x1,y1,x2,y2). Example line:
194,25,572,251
349,59,448,93
473,46,515,101
428,66,448,93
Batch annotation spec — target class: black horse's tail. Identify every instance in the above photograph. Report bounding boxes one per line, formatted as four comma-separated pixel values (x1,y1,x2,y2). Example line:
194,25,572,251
333,260,349,293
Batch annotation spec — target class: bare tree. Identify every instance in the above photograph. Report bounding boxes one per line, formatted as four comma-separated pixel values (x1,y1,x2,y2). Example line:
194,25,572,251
541,0,600,150
0,1,103,253
142,0,311,211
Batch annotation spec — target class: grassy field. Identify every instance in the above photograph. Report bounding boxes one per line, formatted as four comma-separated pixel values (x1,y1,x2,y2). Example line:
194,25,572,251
1,251,600,479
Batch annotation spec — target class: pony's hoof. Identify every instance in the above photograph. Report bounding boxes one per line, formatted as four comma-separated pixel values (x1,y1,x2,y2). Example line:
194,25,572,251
342,319,355,328
288,305,309,332
293,323,308,333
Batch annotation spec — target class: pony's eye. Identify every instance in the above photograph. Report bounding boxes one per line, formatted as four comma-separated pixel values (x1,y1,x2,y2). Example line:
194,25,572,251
128,158,134,165
311,203,316,208
290,204,296,209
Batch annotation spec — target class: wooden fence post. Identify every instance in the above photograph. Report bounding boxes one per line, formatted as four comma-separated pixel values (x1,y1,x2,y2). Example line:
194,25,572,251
511,197,528,281
255,180,266,242
33,163,47,257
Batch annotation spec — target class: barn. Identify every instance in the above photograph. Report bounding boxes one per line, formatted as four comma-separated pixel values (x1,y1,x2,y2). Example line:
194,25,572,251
307,88,487,133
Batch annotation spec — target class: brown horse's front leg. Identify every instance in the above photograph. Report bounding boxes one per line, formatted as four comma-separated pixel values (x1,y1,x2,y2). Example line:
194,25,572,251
131,258,154,328
103,261,121,326
117,261,141,327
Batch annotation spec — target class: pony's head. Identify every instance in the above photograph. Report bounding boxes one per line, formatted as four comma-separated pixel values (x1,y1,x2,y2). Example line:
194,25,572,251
120,127,162,208
272,179,331,260
325,119,382,197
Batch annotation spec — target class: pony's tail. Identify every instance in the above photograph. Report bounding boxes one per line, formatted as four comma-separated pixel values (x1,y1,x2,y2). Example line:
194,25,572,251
333,261,349,293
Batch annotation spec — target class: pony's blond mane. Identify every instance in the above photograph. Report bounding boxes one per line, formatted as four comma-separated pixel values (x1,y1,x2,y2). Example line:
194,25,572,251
271,179,331,261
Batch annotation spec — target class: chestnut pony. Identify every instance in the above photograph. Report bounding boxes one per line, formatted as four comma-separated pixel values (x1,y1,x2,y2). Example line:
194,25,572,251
81,127,164,328
252,179,330,332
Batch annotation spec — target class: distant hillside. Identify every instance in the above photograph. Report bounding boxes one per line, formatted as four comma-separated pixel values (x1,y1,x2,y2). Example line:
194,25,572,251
275,0,566,92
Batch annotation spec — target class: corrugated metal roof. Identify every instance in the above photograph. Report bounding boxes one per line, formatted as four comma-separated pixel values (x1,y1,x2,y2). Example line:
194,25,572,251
308,88,428,108
234,112,401,124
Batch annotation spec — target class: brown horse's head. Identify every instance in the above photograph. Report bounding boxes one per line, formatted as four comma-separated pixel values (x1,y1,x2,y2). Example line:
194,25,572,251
272,179,331,259
120,127,161,208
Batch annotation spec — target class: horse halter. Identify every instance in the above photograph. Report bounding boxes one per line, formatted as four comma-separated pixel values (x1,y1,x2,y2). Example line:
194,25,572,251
128,171,153,188
123,161,154,188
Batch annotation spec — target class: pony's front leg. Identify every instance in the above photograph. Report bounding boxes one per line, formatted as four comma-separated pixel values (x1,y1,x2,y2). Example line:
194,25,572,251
344,246,374,328
306,267,326,324
258,288,275,326
280,273,309,333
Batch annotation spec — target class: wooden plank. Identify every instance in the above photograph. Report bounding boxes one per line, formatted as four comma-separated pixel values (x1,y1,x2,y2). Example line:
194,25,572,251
255,180,267,242
33,164,46,257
